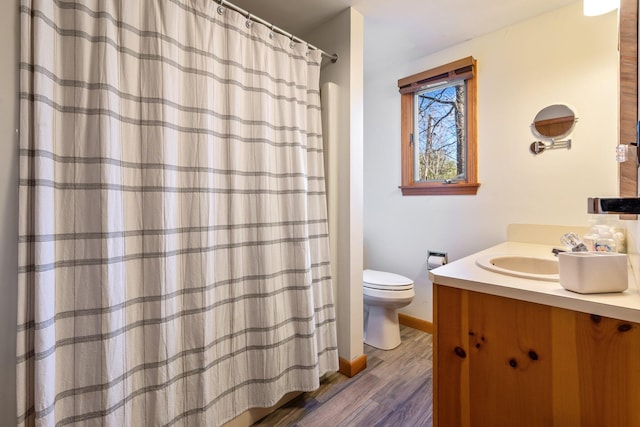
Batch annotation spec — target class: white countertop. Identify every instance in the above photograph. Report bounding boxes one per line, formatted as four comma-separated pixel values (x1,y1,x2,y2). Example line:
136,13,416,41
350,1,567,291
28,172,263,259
429,241,640,323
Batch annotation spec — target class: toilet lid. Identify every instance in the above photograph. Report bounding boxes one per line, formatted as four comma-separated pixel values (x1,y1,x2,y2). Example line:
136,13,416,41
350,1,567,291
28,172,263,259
363,269,414,290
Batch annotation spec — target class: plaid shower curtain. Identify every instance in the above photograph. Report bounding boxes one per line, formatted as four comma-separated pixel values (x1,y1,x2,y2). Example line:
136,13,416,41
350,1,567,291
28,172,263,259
17,0,338,425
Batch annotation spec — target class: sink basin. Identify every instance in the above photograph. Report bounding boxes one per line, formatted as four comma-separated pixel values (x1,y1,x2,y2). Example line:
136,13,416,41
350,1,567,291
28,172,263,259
475,255,559,281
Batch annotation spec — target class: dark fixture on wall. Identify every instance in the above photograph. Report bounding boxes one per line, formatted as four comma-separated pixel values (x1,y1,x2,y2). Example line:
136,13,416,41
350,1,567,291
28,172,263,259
588,197,640,214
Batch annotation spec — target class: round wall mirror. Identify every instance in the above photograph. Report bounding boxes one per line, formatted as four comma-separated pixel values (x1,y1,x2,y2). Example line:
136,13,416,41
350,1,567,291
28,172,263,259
531,104,577,140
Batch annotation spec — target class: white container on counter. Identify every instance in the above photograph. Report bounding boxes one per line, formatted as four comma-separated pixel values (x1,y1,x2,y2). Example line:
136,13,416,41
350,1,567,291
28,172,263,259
558,252,628,294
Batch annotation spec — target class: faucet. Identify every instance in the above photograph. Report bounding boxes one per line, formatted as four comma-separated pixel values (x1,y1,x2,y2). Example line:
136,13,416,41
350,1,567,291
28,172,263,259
587,197,640,214
560,232,588,252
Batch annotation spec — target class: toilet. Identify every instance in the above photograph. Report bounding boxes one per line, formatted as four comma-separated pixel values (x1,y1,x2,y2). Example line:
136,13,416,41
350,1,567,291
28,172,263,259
363,269,415,350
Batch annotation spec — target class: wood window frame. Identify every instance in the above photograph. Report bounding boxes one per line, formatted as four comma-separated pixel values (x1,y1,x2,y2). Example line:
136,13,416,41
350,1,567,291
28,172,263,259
398,56,480,196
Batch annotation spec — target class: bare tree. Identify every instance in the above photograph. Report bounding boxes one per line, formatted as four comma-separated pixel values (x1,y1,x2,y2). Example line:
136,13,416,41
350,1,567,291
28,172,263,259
416,82,465,181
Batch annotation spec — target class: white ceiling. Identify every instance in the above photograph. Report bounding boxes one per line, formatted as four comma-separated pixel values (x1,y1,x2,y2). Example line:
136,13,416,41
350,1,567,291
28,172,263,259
228,0,578,73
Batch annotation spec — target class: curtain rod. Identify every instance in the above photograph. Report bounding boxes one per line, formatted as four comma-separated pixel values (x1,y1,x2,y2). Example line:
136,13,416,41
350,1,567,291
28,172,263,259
215,0,339,63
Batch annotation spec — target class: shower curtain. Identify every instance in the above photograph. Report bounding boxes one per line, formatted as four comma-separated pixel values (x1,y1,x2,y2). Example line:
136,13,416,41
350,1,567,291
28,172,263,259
17,0,338,425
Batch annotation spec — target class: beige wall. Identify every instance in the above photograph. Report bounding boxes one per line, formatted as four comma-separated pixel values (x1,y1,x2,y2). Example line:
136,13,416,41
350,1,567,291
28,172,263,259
0,1,19,424
363,2,619,322
305,8,365,362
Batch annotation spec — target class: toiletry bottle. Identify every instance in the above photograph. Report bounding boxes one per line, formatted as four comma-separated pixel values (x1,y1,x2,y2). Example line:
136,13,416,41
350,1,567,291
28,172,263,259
595,231,616,252
614,230,626,253
583,234,596,251
583,220,599,251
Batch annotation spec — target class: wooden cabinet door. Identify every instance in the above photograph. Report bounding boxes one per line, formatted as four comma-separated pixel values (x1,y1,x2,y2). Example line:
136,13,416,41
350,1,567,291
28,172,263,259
434,284,640,427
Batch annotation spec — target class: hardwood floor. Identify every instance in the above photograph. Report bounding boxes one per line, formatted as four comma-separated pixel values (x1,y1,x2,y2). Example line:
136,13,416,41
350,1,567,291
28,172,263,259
254,326,433,426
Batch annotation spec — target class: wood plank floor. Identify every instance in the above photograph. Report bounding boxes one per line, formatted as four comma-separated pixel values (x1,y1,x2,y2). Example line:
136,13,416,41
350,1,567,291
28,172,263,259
253,325,433,426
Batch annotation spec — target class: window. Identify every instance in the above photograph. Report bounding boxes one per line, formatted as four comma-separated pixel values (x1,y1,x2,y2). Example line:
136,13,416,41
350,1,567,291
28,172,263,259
398,57,479,195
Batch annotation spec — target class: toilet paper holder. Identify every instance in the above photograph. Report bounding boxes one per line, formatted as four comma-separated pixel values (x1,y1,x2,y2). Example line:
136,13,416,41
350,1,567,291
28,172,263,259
427,251,448,270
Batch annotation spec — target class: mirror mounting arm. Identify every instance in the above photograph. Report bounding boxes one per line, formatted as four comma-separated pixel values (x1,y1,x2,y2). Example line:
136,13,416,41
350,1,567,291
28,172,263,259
529,138,571,155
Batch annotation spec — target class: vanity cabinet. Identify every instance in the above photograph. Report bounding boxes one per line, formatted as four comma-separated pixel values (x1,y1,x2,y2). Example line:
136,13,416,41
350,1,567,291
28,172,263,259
433,284,640,427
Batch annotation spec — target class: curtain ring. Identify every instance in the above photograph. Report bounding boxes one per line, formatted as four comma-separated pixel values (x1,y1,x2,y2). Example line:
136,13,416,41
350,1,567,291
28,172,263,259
217,0,225,15
289,36,295,49
245,13,252,28
268,24,275,39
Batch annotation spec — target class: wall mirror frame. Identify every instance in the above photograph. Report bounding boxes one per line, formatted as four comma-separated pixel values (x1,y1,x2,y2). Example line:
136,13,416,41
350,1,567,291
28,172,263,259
529,104,577,155
619,0,638,220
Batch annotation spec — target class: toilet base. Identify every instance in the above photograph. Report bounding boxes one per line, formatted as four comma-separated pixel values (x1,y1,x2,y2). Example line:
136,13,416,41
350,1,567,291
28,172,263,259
364,305,402,350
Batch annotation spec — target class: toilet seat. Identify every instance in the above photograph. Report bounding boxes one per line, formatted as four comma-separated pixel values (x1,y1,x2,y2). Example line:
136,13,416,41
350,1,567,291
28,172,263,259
363,286,415,302
363,269,414,291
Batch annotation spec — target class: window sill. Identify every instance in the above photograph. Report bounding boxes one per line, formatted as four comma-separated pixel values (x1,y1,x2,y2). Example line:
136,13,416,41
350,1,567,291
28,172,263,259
399,182,481,196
